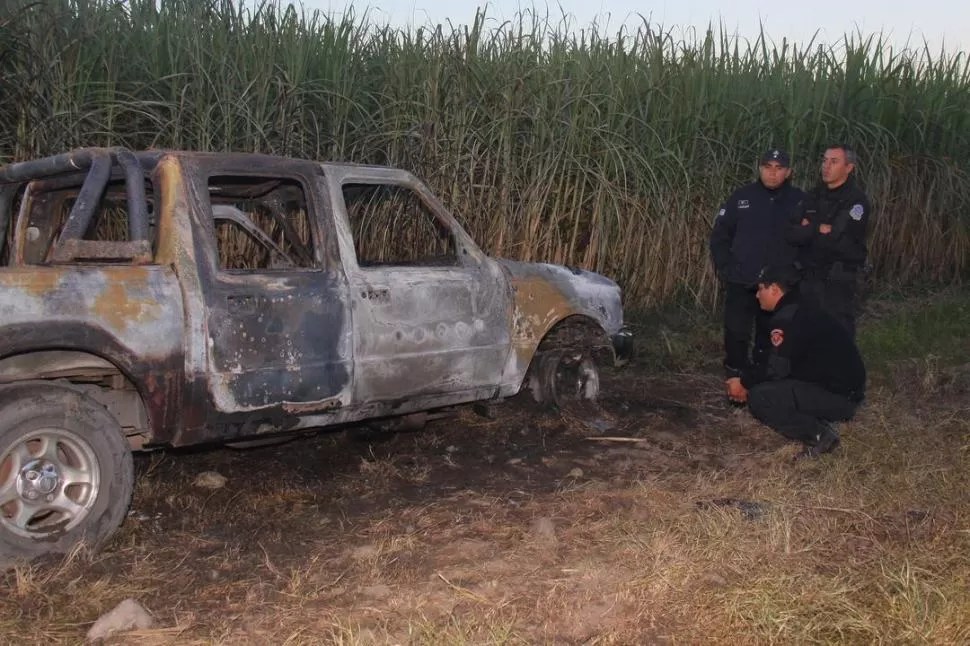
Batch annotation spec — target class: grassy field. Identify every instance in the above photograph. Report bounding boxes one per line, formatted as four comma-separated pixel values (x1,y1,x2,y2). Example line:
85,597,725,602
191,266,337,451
3,0,970,307
1,287,968,644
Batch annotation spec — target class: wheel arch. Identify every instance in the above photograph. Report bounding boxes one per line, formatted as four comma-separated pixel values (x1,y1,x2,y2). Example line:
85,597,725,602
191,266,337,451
0,350,152,449
531,314,615,367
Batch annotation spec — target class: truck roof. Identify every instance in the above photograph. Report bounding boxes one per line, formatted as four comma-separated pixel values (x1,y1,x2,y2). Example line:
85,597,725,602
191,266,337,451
0,147,397,185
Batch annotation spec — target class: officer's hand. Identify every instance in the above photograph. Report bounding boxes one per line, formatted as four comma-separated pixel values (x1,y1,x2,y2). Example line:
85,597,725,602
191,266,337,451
726,377,748,403
819,223,833,234
800,218,810,226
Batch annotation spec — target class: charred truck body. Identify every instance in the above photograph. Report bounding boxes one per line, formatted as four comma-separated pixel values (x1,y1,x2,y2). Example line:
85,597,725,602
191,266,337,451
0,148,631,563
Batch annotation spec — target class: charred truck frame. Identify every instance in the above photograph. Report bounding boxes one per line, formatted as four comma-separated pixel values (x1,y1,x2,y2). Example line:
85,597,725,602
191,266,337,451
0,147,632,563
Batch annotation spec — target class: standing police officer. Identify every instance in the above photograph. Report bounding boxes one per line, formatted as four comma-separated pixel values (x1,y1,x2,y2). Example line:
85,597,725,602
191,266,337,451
710,149,804,402
733,264,866,460
790,144,871,337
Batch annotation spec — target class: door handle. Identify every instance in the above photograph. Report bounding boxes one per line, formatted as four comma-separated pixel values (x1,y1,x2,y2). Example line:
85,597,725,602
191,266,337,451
360,287,390,304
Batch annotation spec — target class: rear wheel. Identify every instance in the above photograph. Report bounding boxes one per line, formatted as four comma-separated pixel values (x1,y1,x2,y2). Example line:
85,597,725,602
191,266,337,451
0,385,133,566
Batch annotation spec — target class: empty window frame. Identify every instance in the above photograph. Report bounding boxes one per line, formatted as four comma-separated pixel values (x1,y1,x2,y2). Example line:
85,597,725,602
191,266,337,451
208,176,316,271
341,182,459,268
20,177,157,265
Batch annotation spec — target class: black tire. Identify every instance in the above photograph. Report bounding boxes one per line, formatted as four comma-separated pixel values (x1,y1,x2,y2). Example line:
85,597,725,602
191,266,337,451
0,384,133,566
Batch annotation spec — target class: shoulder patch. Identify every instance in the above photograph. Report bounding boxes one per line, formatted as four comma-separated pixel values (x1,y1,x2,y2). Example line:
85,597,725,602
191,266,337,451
770,328,785,347
716,208,726,218
849,203,865,220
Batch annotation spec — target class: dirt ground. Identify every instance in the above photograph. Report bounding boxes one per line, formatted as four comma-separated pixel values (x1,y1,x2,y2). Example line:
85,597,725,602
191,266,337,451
3,348,970,645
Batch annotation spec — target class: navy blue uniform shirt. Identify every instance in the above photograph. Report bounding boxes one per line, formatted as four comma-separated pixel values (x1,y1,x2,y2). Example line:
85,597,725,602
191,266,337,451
710,180,805,287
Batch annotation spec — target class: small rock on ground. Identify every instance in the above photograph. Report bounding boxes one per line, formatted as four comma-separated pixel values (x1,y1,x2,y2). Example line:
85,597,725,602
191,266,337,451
585,417,615,432
699,572,729,588
531,517,558,548
193,471,227,489
86,598,153,642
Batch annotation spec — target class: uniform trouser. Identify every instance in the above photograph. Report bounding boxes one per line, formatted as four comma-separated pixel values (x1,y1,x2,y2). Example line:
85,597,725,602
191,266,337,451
800,276,858,338
747,379,859,444
723,282,772,376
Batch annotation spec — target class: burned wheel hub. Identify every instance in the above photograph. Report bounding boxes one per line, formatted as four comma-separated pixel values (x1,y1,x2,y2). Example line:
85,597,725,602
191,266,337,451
530,348,601,406
554,352,600,400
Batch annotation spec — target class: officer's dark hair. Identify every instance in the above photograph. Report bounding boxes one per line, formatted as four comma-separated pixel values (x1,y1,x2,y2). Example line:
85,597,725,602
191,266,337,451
825,143,858,167
757,264,801,292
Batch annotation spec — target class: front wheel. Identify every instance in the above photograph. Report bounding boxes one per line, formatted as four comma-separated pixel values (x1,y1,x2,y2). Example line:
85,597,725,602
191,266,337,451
0,384,133,566
529,348,601,407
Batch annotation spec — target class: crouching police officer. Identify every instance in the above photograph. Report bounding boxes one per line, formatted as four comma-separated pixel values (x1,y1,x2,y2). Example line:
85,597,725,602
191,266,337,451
790,144,871,337
710,149,804,401
731,264,866,460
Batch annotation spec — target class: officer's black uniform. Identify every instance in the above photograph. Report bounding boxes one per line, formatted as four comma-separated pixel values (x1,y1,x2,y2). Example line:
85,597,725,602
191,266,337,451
710,167,804,377
741,278,866,453
789,176,871,337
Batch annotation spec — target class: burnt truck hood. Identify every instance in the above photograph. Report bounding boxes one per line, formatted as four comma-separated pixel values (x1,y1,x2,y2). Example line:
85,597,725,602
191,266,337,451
496,259,624,334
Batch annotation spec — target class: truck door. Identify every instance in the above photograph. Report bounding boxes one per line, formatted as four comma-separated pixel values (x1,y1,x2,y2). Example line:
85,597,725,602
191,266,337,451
196,158,353,414
324,166,512,404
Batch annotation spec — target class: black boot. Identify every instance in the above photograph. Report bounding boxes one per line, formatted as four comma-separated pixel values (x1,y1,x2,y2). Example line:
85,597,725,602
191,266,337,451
795,421,841,460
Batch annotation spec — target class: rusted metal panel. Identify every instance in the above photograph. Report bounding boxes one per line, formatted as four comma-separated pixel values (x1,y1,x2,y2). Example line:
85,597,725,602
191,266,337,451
497,260,625,392
152,155,207,436
204,275,353,411
0,268,181,354
281,397,342,415
0,267,186,439
48,239,153,265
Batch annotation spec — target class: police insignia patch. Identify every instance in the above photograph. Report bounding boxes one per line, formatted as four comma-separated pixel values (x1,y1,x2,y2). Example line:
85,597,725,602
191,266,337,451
849,203,865,220
717,208,726,218
770,329,784,347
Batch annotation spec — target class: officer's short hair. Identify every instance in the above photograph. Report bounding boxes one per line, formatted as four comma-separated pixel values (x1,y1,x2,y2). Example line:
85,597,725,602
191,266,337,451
826,143,858,167
757,264,801,292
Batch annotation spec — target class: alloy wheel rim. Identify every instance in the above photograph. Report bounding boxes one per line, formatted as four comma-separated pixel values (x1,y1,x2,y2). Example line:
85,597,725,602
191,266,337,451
0,429,101,538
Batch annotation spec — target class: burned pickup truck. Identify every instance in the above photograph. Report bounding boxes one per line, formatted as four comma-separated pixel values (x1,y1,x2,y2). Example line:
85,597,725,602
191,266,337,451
0,147,631,563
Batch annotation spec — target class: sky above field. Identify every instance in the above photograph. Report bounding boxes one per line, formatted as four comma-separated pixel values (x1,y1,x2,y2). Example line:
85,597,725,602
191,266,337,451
299,0,970,53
